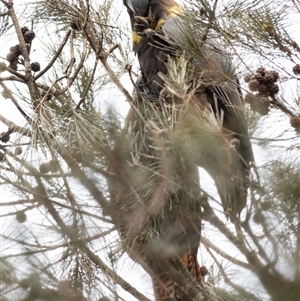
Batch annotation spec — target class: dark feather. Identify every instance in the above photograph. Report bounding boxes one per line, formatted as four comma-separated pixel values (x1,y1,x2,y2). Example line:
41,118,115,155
122,0,254,299
125,1,254,217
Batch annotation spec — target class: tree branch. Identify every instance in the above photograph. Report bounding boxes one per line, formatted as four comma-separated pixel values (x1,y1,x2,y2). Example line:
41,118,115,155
201,236,251,270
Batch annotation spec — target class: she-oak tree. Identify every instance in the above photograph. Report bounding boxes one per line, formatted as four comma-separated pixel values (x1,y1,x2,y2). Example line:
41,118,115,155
0,0,299,301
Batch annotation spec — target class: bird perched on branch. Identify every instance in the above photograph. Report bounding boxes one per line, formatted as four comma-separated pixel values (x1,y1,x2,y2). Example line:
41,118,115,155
122,0,254,300
123,0,254,219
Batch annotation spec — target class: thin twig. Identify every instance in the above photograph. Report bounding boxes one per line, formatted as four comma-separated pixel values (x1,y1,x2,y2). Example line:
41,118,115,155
201,236,251,270
84,246,152,301
0,0,10,8
270,95,296,117
0,81,32,124
0,10,8,16
0,114,30,136
63,37,88,93
34,29,72,80
0,64,26,80
0,75,25,82
206,247,262,301
75,58,98,109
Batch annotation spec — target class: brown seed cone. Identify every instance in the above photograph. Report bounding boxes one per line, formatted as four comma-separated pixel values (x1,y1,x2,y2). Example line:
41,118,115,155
248,79,260,92
244,73,253,83
24,30,35,43
6,45,21,63
267,83,279,95
292,64,300,75
245,93,270,115
200,266,208,277
31,62,40,72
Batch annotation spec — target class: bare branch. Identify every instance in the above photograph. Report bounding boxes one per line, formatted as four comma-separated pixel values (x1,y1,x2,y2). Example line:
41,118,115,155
34,29,72,81
0,81,32,124
201,236,251,270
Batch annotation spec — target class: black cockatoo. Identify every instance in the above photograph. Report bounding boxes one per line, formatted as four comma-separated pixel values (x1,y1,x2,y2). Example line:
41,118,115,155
123,0,254,218
121,0,254,300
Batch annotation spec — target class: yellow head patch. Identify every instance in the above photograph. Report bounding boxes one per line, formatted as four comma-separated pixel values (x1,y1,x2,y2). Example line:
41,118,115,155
132,3,182,45
132,31,143,44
